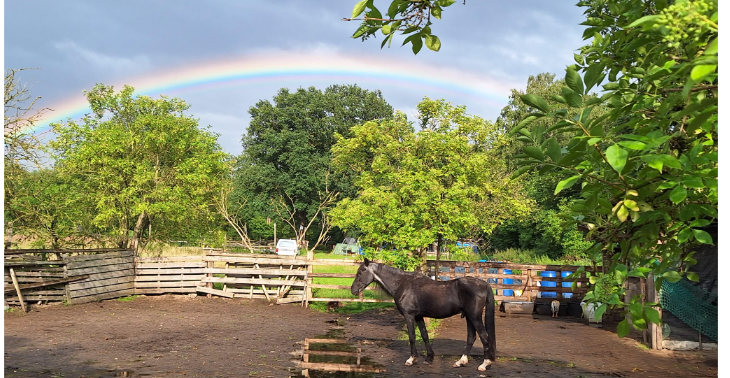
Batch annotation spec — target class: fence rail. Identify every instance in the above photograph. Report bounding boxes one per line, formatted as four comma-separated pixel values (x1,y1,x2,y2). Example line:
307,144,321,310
5,249,599,311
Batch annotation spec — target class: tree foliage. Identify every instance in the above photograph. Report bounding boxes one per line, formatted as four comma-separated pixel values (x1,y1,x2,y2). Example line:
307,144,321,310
234,85,393,249
4,68,52,240
49,84,229,250
347,0,718,337
330,98,533,269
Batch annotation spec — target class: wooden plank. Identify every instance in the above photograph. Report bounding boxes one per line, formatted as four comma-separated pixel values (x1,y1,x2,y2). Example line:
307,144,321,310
134,281,201,288
204,267,307,276
68,275,134,291
202,255,307,265
4,261,66,267
134,275,205,282
2,271,66,278
276,296,305,304
308,284,381,291
135,288,197,294
9,268,27,312
4,275,90,293
66,256,134,270
68,282,134,298
135,256,204,263
66,262,135,275
196,286,235,298
68,288,136,304
4,248,133,255
135,267,206,274
299,362,384,373
64,250,134,262
200,276,305,287
309,259,360,266
135,262,207,268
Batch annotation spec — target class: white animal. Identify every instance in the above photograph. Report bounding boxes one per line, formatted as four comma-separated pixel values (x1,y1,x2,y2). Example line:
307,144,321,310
551,300,560,317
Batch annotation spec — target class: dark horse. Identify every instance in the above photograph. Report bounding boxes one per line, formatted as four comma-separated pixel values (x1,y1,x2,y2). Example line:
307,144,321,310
351,258,496,370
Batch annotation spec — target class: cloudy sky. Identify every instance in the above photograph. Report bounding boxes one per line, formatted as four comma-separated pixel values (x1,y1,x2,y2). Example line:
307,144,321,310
6,1,587,156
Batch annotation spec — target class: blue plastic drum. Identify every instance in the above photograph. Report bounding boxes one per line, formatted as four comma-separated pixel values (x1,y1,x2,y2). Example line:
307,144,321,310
563,293,574,299
502,289,514,296
540,292,557,298
561,271,573,287
541,271,557,277
502,269,513,285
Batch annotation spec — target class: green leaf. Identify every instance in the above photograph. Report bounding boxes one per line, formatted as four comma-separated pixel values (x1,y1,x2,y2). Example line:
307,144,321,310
669,185,687,204
690,219,711,228
691,65,717,82
605,144,628,174
520,94,550,113
641,154,681,173
509,115,539,136
704,37,718,55
564,91,583,108
616,204,629,222
602,82,620,90
584,63,604,92
430,6,442,19
565,67,585,95
626,15,660,28
644,306,661,325
617,141,646,150
554,175,581,195
594,303,607,322
662,270,682,283
677,227,693,243
545,137,561,162
411,35,423,54
692,229,714,244
352,0,368,18
523,146,544,161
510,165,532,180
550,94,567,104
424,34,441,51
617,319,631,338
686,272,700,282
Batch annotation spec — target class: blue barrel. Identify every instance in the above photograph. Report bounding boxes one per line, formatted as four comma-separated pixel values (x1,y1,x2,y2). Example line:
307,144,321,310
502,269,513,285
540,281,557,287
540,292,557,298
563,293,574,299
541,271,557,277
561,271,573,287
502,289,514,296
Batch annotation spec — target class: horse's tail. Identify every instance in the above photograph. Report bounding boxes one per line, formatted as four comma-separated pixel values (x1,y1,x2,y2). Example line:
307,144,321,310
485,282,496,361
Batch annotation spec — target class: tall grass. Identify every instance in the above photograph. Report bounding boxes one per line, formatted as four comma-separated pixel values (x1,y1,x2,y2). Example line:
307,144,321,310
489,248,593,266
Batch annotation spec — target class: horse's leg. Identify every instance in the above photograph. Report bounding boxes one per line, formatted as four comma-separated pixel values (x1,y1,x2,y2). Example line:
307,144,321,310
404,315,418,366
470,317,493,371
415,317,434,364
453,319,475,368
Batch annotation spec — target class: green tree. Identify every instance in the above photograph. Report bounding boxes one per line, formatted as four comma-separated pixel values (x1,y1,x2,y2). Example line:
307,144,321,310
330,98,532,270
235,84,393,250
4,68,51,242
347,0,718,337
50,84,230,251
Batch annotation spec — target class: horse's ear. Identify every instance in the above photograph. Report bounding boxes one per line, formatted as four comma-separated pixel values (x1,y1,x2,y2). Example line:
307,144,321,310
363,257,370,266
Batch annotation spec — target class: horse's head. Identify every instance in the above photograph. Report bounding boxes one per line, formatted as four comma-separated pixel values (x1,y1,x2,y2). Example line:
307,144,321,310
351,258,375,296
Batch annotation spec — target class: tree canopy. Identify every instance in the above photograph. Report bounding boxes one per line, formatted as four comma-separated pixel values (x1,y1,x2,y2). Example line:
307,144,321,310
330,98,533,270
49,84,229,250
233,84,394,248
347,0,718,337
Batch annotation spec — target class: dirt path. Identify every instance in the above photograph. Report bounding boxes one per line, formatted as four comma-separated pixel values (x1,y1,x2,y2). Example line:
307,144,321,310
4,296,717,378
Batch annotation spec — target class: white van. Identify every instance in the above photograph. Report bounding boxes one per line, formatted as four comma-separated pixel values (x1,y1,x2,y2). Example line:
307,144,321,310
275,239,298,256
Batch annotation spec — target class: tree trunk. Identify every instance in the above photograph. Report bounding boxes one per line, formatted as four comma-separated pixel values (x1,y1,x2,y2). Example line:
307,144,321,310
130,212,149,254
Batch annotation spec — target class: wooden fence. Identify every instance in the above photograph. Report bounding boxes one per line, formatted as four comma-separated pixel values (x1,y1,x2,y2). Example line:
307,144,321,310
4,249,135,309
5,250,598,310
426,260,596,303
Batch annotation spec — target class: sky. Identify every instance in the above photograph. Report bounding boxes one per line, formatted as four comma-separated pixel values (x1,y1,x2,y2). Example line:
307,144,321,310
5,1,588,156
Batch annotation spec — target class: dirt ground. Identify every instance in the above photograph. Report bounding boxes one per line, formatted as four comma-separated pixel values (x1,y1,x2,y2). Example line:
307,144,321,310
4,295,718,378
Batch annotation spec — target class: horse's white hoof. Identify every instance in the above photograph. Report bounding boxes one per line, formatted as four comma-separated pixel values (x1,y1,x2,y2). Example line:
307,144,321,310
405,356,416,366
453,354,469,367
477,359,493,371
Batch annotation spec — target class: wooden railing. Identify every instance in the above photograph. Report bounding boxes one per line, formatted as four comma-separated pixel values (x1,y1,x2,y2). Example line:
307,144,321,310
426,260,596,302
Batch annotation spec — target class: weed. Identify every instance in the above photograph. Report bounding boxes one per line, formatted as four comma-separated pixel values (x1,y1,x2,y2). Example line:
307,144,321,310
397,318,443,342
4,307,14,313
117,295,139,302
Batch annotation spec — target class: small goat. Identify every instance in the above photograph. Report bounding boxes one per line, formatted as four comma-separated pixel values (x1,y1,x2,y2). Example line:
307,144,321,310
551,300,560,317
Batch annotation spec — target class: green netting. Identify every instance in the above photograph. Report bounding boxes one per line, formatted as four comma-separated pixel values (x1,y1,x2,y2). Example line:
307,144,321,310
660,278,717,341
332,243,359,255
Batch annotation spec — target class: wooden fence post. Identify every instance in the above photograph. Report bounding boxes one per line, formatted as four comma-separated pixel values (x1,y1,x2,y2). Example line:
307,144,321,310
646,273,663,350
9,268,27,313
305,248,313,307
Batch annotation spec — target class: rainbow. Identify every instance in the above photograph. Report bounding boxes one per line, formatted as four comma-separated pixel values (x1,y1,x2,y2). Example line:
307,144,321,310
30,51,518,134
